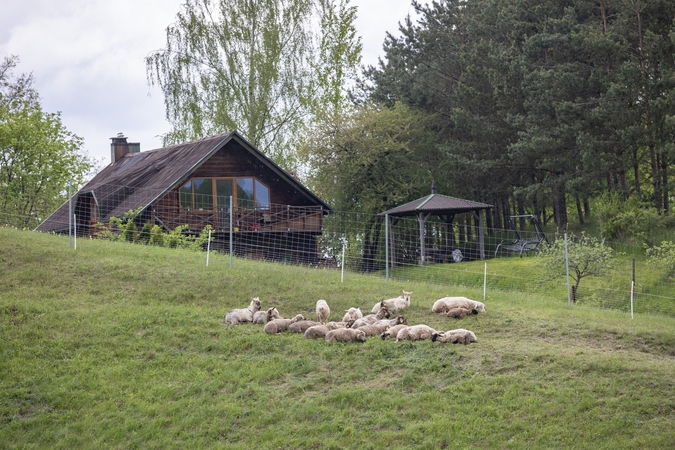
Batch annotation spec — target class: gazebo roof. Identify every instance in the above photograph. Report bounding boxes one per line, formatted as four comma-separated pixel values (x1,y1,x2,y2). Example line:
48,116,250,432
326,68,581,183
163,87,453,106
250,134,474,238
380,193,492,217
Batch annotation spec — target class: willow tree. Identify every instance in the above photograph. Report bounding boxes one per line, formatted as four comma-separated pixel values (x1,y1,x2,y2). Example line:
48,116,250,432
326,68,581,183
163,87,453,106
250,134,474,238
147,0,361,170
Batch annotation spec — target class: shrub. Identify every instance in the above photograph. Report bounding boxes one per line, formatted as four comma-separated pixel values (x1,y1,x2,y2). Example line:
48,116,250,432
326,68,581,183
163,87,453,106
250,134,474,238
646,241,675,279
595,193,664,245
149,225,164,247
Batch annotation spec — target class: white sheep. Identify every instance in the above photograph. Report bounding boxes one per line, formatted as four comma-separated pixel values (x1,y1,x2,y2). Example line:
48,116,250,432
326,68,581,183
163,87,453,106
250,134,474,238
395,324,437,342
357,321,391,337
325,328,367,343
372,290,412,314
443,307,478,319
288,320,321,333
263,314,306,334
431,328,477,345
350,307,391,329
252,306,281,324
341,307,363,322
224,297,261,325
380,324,408,340
304,321,352,339
316,299,330,324
432,297,486,314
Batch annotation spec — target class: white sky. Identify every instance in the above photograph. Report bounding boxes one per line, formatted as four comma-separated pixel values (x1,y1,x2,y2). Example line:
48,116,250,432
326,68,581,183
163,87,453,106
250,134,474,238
1,0,424,168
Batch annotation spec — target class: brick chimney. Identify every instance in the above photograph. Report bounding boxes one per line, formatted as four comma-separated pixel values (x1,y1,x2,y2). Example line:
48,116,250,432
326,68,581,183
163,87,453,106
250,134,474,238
110,132,140,164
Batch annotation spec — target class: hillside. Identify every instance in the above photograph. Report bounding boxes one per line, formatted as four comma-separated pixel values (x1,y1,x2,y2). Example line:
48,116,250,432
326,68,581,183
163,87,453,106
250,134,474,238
2,228,675,449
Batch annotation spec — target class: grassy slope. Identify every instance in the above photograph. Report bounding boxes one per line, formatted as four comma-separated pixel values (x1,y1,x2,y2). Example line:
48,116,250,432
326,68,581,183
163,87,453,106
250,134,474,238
1,228,675,449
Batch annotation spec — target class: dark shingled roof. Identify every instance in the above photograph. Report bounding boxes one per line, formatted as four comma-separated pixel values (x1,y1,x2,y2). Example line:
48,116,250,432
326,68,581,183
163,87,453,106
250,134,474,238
380,193,491,217
36,131,331,233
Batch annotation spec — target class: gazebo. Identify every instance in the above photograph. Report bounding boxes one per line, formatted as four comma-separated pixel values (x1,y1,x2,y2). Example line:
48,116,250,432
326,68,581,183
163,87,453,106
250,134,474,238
379,183,492,265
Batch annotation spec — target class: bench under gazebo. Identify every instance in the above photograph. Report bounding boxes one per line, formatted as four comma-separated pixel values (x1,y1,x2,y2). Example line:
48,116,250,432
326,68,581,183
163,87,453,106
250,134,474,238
379,183,492,266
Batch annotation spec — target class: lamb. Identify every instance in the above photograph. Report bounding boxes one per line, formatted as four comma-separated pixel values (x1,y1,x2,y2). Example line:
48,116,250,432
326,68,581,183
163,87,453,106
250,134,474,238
432,297,486,314
372,290,413,314
431,328,478,345
444,307,478,319
224,297,261,325
263,314,306,334
350,307,391,329
288,320,321,333
325,328,367,343
316,299,330,324
395,324,437,342
252,306,281,324
381,324,408,340
341,307,363,322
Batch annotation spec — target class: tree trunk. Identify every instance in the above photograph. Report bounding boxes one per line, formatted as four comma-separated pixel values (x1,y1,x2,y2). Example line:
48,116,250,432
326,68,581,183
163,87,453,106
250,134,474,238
361,216,382,272
554,183,568,230
575,194,584,225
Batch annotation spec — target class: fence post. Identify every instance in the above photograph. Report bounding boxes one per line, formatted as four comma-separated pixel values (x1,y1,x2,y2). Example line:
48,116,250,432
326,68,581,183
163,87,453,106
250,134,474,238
385,214,389,284
206,229,211,267
483,262,487,301
68,179,72,247
229,195,233,268
73,214,77,250
565,233,571,307
341,243,345,283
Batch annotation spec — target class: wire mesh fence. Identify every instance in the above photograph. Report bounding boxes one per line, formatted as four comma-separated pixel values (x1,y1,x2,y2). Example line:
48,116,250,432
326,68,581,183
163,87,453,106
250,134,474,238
4,183,675,318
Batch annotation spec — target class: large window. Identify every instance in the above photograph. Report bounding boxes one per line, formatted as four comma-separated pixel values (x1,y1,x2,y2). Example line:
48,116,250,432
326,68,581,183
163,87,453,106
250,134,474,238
179,177,270,210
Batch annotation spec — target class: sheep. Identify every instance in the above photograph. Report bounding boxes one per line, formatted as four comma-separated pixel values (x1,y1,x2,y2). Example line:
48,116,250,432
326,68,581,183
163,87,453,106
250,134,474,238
395,324,437,342
432,297,486,314
288,320,321,333
378,316,408,327
252,306,281,324
304,321,353,339
381,324,408,340
443,307,478,319
316,299,330,324
431,329,477,345
372,290,413,314
224,297,261,325
341,307,363,322
350,307,391,329
325,328,367,343
357,321,390,337
263,314,306,334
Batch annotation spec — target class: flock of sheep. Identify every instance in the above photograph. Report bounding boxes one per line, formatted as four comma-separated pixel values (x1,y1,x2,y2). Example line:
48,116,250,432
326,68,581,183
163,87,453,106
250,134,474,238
224,290,484,345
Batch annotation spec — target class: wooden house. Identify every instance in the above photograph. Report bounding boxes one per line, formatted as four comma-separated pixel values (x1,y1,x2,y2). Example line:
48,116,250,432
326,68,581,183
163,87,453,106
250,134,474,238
36,132,332,262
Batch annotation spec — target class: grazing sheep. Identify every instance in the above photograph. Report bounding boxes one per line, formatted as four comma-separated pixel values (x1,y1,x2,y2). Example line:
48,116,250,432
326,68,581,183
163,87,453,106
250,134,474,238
351,307,391,329
316,299,330,324
225,297,261,325
252,306,281,324
444,307,478,319
263,314,306,334
431,329,478,345
372,290,413,314
381,324,408,340
288,320,321,333
341,307,363,322
395,324,437,342
325,328,367,343
357,321,390,337
432,297,486,314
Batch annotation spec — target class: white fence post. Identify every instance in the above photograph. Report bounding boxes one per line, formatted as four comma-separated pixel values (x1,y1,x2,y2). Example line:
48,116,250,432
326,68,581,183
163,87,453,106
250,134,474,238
483,262,487,301
229,195,233,268
565,233,571,307
631,280,634,319
73,214,77,250
385,214,389,284
341,244,345,283
206,229,211,266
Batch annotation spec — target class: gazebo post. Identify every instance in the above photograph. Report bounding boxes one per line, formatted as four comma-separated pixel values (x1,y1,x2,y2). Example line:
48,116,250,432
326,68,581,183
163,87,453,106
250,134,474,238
417,212,431,265
389,216,399,268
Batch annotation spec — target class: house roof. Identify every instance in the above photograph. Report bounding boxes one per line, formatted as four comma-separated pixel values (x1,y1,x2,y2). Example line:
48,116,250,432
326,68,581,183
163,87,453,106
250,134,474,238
379,193,492,217
36,131,332,232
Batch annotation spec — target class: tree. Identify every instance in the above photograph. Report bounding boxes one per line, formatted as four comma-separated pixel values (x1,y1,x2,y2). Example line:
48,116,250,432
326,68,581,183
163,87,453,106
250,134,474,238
539,232,616,303
0,55,92,228
146,0,361,171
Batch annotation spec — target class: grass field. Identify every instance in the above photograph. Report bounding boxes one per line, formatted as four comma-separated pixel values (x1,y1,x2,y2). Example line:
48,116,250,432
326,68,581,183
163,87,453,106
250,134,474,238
2,227,675,449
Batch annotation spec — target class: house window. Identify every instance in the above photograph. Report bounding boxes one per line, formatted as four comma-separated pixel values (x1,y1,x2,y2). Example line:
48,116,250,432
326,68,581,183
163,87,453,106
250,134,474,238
179,177,270,210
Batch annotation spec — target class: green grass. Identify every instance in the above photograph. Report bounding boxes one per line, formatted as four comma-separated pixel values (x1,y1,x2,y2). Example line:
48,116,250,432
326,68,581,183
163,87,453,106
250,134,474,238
2,228,675,449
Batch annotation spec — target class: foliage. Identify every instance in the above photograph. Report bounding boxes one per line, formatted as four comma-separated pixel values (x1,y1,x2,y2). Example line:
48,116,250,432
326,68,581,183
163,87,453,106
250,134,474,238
646,241,675,280
539,232,616,303
146,0,361,170
595,193,665,245
2,227,675,448
0,55,92,229
149,224,164,247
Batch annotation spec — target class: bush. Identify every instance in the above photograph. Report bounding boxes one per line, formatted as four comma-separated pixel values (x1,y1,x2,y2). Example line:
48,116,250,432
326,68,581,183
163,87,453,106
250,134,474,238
646,241,675,280
149,225,164,247
595,193,664,245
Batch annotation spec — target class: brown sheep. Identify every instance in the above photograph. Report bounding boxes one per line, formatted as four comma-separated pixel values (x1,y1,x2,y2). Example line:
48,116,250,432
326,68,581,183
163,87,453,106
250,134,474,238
263,314,306,334
444,308,478,319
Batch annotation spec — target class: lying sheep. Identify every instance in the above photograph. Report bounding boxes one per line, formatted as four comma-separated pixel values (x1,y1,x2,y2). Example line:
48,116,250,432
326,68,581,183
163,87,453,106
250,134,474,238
225,297,261,325
316,299,330,324
288,320,321,333
341,307,363,322
381,324,408,340
304,321,353,339
395,324,437,342
357,321,390,337
351,307,391,328
432,297,486,314
263,314,306,334
444,307,478,319
252,306,281,324
431,328,477,345
325,328,367,343
372,290,413,314
378,316,408,327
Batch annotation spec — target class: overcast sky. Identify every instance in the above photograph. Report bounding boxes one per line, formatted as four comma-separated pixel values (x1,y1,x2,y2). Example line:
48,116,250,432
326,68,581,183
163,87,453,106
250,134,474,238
1,0,424,168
